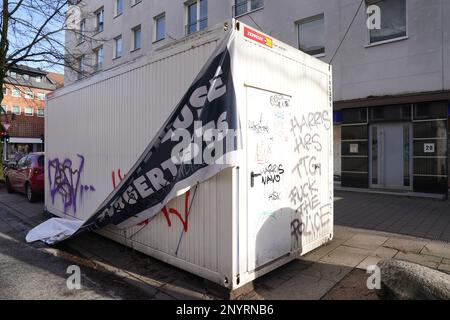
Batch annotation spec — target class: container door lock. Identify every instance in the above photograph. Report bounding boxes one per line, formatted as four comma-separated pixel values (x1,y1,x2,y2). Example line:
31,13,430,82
250,171,261,187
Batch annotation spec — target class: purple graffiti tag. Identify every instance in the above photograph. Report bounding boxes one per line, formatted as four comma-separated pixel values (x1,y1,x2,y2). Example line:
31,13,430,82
48,154,95,214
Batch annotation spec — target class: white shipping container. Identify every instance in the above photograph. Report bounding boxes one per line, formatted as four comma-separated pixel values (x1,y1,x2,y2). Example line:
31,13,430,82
45,20,333,291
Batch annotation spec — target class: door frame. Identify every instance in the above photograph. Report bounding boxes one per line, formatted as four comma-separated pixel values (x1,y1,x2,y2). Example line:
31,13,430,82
368,122,413,191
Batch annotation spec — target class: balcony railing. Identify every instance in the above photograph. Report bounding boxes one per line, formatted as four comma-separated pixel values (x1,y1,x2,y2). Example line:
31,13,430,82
232,0,264,18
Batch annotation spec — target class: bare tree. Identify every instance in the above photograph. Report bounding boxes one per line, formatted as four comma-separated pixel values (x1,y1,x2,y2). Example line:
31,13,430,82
0,0,109,105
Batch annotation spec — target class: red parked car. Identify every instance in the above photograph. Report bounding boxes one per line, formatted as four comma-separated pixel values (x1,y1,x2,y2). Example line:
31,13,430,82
5,152,45,202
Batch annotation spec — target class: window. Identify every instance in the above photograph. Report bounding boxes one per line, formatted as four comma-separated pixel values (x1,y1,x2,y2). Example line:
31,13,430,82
132,25,141,51
114,35,123,58
23,74,30,81
2,87,7,96
12,106,20,114
114,0,123,17
37,108,45,117
94,46,104,71
77,56,85,79
234,0,264,17
131,0,142,6
95,8,104,32
37,92,46,100
1,105,7,113
154,14,165,42
25,90,34,99
297,14,325,56
78,19,86,43
12,89,20,97
35,76,42,83
186,0,207,35
367,0,406,44
9,71,16,78
25,106,33,116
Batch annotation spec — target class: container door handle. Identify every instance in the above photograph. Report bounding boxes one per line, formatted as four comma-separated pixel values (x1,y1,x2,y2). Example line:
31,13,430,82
250,171,261,188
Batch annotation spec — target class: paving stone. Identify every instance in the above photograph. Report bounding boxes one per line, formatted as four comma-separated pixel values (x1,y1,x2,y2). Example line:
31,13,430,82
299,261,353,282
334,191,450,242
382,237,428,254
421,242,450,260
344,233,388,251
438,263,450,274
300,240,344,262
357,256,383,271
255,273,336,300
321,269,378,300
319,245,369,268
393,252,442,269
333,226,357,242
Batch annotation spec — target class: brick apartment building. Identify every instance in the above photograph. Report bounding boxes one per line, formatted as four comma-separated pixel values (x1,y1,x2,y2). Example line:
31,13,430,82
1,65,63,160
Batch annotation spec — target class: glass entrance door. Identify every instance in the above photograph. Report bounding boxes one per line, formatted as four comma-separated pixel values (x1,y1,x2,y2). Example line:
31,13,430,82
369,123,412,190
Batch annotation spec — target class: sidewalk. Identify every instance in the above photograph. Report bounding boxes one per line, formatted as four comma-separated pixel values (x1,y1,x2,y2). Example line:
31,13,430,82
242,225,450,300
0,189,449,300
335,190,450,242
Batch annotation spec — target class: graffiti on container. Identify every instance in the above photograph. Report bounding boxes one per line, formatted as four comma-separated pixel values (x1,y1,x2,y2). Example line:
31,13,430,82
267,191,280,201
48,154,95,214
290,111,331,135
270,95,290,108
290,111,331,153
292,156,321,179
260,164,284,185
255,141,272,164
248,114,269,134
137,190,191,233
112,169,191,233
289,108,332,246
111,169,123,189
289,176,332,239
290,203,332,240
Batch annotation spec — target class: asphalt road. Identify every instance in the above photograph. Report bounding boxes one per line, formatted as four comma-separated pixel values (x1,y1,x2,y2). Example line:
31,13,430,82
0,197,154,299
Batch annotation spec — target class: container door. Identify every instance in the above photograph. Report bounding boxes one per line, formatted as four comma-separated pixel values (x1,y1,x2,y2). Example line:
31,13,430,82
246,87,292,271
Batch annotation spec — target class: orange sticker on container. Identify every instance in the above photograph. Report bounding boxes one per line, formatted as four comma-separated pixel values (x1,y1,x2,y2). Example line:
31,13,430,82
244,26,273,48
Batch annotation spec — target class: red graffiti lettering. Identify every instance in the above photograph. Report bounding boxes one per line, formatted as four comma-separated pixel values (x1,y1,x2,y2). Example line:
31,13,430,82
137,190,190,232
112,169,124,189
112,168,191,232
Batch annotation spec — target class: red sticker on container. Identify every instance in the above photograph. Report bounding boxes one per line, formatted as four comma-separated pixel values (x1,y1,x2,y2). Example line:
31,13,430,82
244,26,273,48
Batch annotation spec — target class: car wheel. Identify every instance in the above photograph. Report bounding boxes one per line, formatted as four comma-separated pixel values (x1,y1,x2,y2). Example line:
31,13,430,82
26,183,37,203
6,178,14,194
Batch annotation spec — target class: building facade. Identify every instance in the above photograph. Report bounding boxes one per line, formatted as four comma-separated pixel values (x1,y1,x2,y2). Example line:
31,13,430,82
65,0,450,195
1,65,62,160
